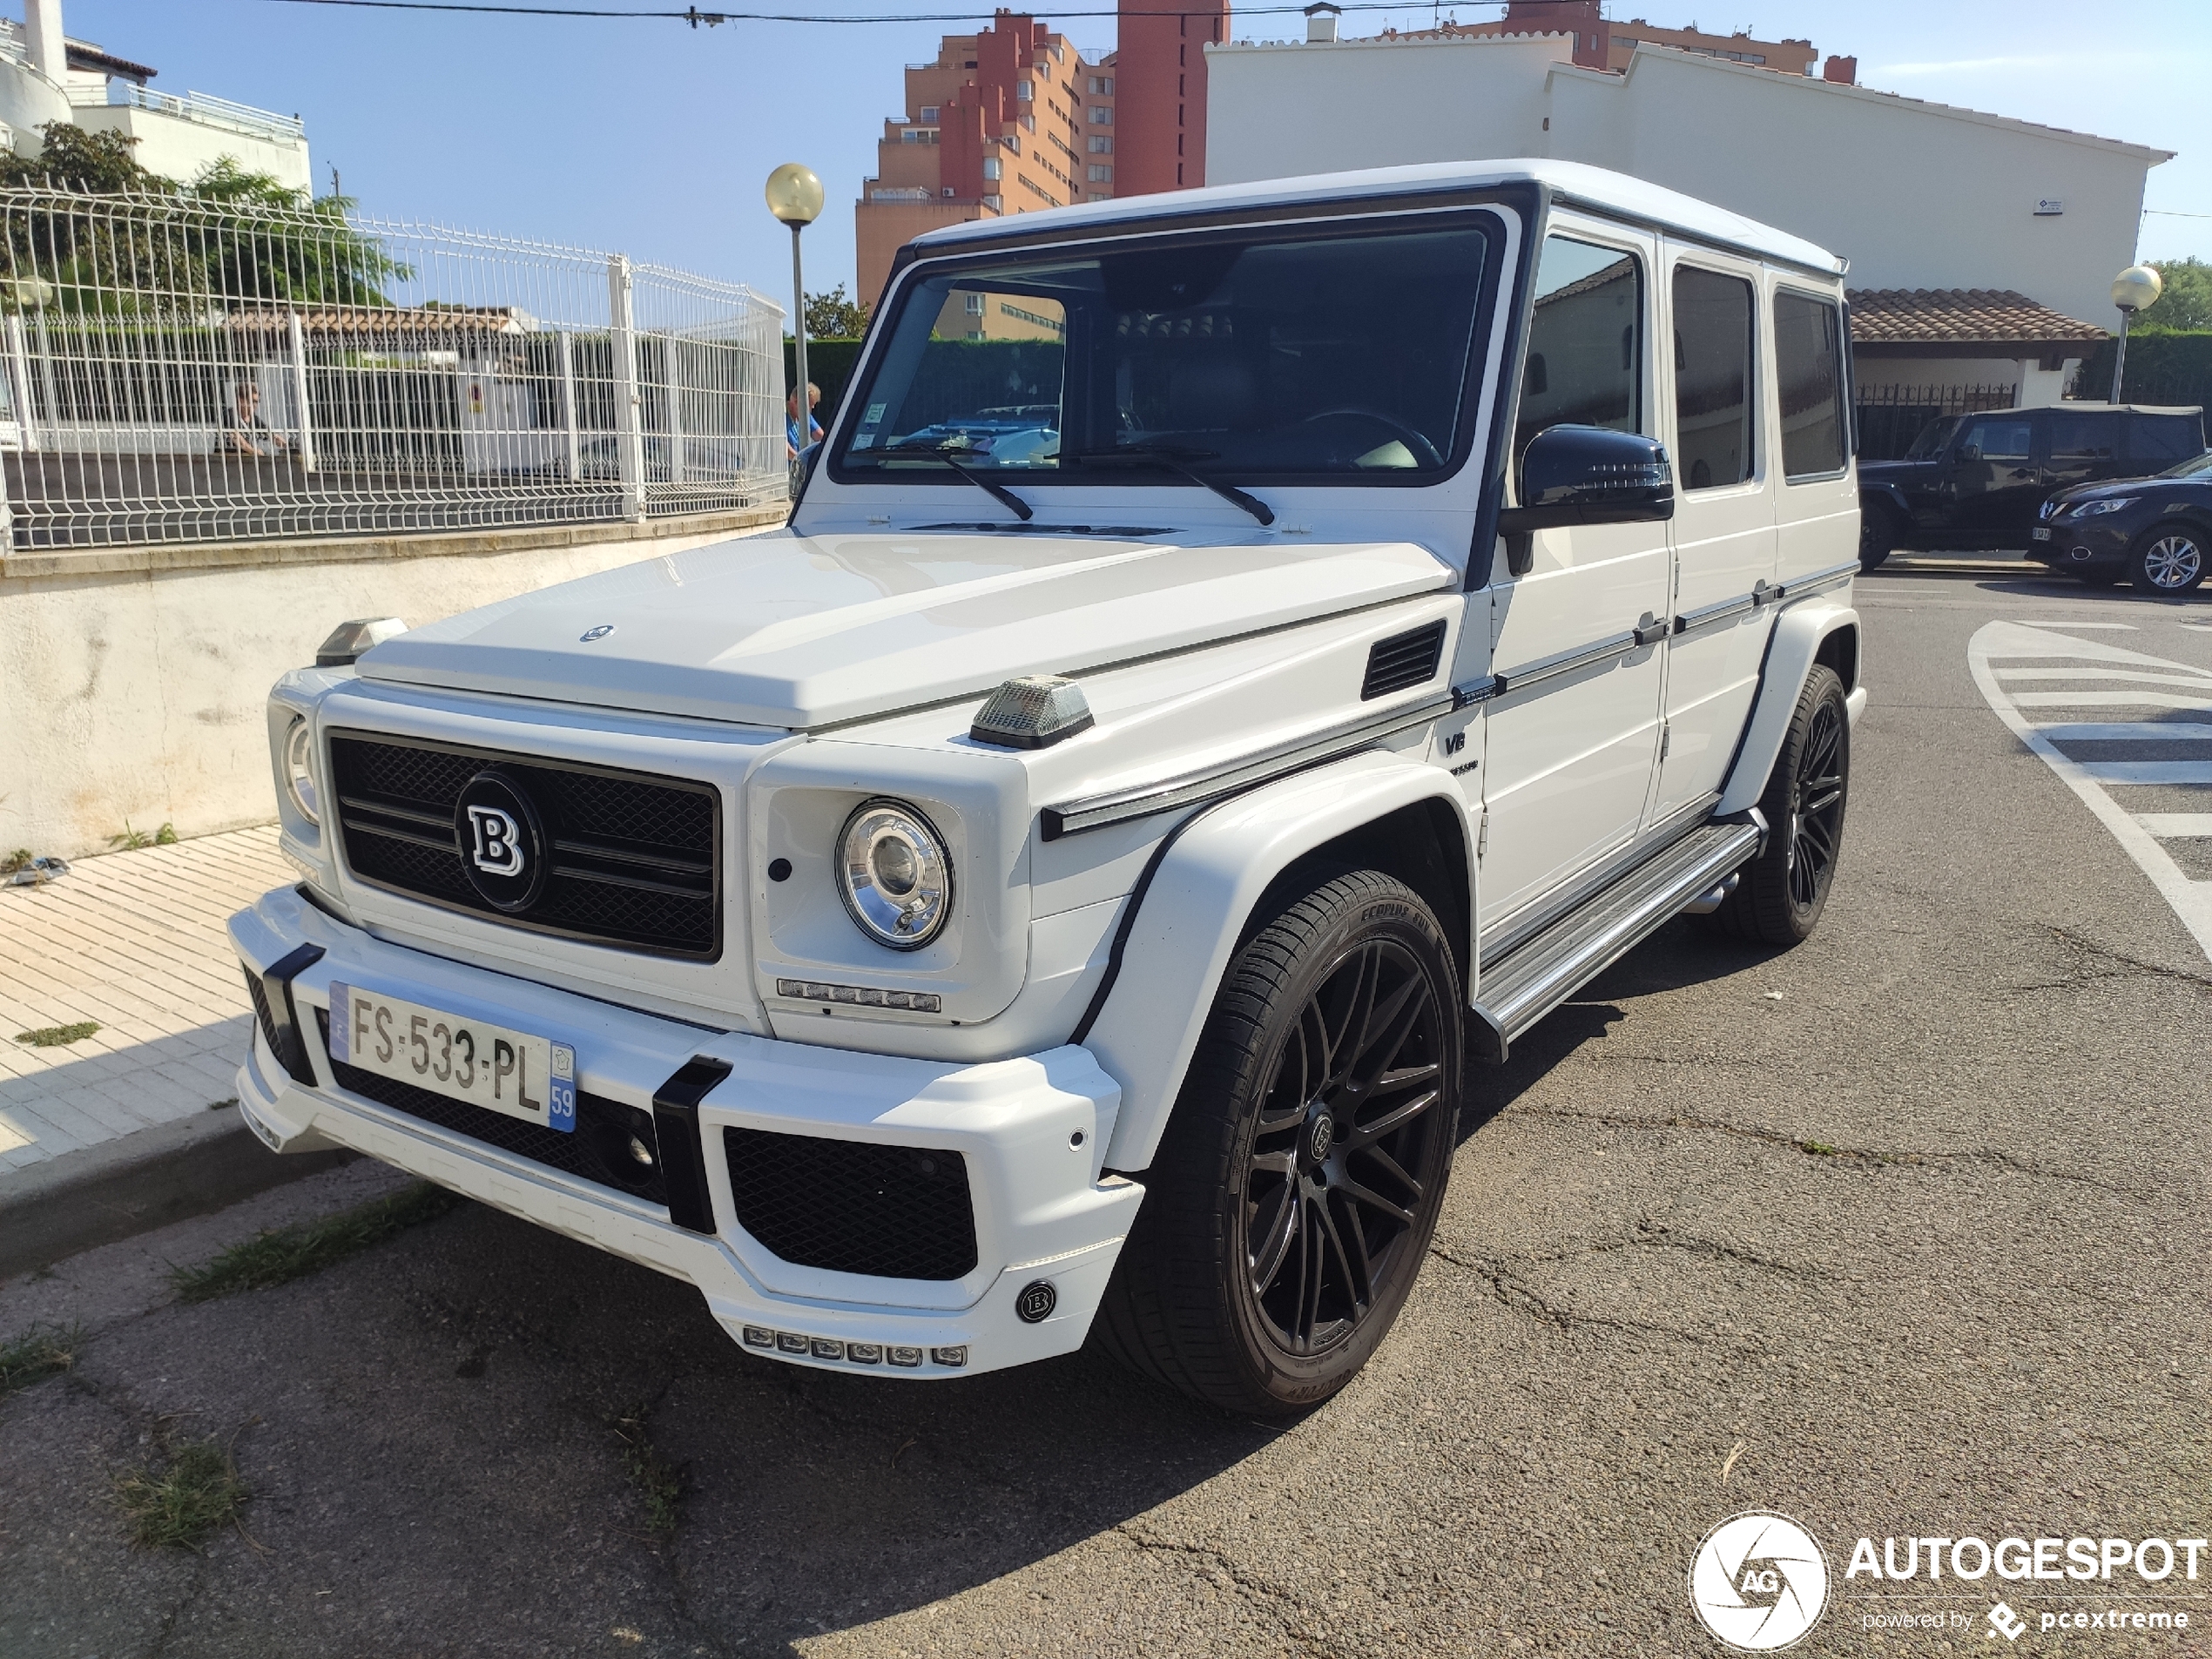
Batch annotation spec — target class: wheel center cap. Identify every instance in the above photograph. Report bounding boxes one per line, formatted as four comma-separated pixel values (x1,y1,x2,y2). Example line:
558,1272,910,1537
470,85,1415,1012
1307,1114,1336,1163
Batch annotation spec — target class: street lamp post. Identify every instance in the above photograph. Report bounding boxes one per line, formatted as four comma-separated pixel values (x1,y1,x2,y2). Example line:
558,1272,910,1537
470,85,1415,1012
2108,264,2163,404
765,163,826,469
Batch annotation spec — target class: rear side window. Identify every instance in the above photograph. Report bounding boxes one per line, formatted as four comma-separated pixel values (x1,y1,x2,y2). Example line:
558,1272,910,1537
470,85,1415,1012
2129,414,2202,464
1516,234,1643,471
1672,266,1755,489
1774,290,1848,480
2048,413,2117,462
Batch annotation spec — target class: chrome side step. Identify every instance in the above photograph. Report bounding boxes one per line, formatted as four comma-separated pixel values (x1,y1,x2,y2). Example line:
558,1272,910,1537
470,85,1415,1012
1468,813,1765,1062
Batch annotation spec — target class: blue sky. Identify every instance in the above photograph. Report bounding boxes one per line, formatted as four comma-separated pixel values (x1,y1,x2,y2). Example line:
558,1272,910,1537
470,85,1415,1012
57,0,2212,316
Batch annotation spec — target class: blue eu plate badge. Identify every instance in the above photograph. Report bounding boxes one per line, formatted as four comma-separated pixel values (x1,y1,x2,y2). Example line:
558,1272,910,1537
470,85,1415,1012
550,1042,577,1132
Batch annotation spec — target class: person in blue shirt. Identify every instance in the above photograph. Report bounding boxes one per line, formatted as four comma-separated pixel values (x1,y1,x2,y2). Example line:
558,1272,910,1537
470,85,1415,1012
786,383,823,460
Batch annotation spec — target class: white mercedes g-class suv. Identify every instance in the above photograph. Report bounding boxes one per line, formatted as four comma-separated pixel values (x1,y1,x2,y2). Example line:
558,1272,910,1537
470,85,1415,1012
230,160,1865,1416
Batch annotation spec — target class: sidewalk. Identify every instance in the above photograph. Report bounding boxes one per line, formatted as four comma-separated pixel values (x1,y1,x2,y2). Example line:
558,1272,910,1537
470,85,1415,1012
0,826,286,1170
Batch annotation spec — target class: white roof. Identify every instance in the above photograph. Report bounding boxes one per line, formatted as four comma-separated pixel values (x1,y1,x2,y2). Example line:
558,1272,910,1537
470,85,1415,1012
908,158,1845,277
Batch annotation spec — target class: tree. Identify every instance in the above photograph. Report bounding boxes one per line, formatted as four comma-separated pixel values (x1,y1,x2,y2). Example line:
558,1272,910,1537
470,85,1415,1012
803,283,870,338
2145,258,2212,334
186,157,410,306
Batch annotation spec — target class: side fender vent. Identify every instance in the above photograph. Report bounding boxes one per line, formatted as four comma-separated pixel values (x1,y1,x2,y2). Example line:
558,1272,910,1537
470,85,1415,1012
1361,619,1448,700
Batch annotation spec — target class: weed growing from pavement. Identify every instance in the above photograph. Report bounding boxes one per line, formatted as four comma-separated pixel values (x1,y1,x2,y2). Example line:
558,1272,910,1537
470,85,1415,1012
167,1182,458,1304
107,819,178,852
0,1324,78,1398
114,1437,247,1549
14,1021,100,1047
207,1096,239,1111
613,1406,684,1538
1,848,32,874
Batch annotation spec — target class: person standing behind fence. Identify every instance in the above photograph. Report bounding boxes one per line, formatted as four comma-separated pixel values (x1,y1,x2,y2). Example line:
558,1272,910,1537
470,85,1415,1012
218,382,291,459
787,382,822,460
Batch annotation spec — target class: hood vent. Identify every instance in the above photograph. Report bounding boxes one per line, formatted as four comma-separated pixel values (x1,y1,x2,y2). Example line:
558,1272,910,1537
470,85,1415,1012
1361,620,1447,700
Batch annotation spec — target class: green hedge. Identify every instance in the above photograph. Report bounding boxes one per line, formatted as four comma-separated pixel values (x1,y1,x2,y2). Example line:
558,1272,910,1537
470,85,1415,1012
2071,329,2212,408
785,338,863,427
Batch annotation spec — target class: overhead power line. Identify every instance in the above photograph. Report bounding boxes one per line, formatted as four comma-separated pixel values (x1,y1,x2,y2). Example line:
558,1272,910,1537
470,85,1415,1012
263,0,1506,22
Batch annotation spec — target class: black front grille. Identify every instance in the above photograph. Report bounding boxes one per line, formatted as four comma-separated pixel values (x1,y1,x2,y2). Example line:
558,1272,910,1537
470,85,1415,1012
317,1008,669,1206
1362,619,1448,700
244,968,282,1055
724,1127,978,1281
327,731,719,959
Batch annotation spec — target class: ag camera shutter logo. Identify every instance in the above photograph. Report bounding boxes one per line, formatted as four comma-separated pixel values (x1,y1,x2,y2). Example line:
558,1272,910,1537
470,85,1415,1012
1689,1512,1831,1651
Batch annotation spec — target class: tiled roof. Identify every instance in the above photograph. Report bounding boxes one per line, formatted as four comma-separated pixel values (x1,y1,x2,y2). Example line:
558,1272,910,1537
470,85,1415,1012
220,305,529,337
1847,288,2106,347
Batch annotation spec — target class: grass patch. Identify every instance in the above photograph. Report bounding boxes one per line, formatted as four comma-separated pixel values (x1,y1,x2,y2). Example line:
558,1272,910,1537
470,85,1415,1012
168,1182,458,1304
0,1323,78,1399
613,1406,684,1538
1799,1140,1841,1157
15,1021,100,1048
114,1437,246,1549
1,848,32,875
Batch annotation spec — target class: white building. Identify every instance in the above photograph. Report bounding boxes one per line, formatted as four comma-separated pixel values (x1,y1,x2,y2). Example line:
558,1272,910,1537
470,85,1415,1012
1,0,312,192
1205,29,2170,388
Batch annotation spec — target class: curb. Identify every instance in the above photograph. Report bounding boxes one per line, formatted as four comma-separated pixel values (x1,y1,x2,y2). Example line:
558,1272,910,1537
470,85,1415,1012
0,1107,352,1278
1873,557,2052,578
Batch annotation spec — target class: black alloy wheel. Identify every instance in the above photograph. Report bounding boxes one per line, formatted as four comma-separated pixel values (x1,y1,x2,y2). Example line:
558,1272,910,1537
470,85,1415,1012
1243,931,1448,1357
1092,869,1461,1415
1710,664,1851,946
1858,505,1895,573
2131,526,2207,594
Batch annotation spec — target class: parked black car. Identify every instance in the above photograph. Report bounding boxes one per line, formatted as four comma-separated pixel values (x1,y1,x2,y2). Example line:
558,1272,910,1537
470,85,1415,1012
1858,402,2205,571
2027,448,2212,592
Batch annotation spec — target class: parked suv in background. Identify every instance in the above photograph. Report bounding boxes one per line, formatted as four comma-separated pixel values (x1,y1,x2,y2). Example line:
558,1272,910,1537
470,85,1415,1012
230,161,1866,1416
1858,402,2205,570
2029,448,2212,591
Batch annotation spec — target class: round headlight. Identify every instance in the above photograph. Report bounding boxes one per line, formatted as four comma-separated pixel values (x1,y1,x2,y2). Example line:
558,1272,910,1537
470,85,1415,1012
838,799,952,951
283,716,320,825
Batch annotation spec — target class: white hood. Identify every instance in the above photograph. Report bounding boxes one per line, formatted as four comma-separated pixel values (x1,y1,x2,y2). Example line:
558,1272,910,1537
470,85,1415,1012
360,528,1459,729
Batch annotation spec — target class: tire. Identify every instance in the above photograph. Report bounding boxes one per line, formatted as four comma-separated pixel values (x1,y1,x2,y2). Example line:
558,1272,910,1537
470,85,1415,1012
1858,504,1896,573
2129,525,2207,594
1091,869,1462,1417
1710,664,1850,947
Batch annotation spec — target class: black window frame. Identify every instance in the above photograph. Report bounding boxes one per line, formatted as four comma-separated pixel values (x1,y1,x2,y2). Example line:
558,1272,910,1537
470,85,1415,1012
1509,230,1649,495
1669,259,1759,494
826,205,1513,494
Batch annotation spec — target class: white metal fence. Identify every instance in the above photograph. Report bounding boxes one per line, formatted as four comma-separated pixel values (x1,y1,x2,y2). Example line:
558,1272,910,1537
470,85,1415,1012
0,185,787,550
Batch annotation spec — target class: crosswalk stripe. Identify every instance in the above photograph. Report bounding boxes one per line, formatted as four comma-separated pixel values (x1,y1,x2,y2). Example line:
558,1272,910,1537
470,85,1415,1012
1996,668,2212,686
2134,813,2212,838
2033,723,2212,742
2010,691,2212,711
2075,761,2212,786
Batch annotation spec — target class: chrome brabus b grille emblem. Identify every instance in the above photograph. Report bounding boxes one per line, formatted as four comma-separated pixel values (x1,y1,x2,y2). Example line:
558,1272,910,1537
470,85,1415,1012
465,805,525,876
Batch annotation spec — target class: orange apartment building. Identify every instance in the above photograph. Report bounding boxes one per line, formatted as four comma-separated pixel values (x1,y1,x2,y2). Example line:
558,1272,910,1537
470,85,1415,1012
1399,0,1838,80
854,12,1118,311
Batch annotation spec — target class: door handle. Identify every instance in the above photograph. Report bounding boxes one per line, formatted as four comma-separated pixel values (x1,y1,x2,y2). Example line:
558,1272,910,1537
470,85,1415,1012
1634,611,1670,646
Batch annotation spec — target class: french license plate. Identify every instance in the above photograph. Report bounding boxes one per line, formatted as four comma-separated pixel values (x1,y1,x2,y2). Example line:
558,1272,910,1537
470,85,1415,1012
2032,527,2053,541
328,981,575,1132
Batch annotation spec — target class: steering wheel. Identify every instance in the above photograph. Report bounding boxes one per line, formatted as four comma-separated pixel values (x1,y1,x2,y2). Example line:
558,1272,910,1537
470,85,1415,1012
1298,408,1445,469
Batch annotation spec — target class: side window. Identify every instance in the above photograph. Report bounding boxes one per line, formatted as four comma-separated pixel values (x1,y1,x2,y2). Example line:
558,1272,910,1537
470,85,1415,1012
2048,413,2115,463
1671,266,1754,489
1773,290,1848,480
1959,416,2033,464
2128,415,2200,465
1515,234,1642,477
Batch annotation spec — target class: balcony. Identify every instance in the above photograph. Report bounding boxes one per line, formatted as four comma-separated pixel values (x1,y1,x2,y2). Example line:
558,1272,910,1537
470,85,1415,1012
69,83,305,146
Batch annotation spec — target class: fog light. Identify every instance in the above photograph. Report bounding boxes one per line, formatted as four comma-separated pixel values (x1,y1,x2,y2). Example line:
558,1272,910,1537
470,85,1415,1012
930,1345,969,1368
887,1345,924,1367
628,1135,655,1165
742,1325,775,1348
810,1337,846,1361
970,675,1095,750
847,1342,884,1365
775,1332,808,1354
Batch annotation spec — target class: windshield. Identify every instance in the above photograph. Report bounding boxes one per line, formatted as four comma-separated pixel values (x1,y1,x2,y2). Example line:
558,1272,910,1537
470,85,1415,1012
832,219,1492,483
1904,415,1963,461
2161,448,2212,479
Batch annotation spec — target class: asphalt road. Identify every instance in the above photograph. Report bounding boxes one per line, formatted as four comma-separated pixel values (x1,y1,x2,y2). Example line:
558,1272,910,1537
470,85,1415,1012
3,568,2209,1659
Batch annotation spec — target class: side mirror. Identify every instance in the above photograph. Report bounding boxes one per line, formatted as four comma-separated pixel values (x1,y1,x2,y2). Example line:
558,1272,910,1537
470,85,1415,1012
790,440,822,504
1499,425,1674,536
1957,443,1981,464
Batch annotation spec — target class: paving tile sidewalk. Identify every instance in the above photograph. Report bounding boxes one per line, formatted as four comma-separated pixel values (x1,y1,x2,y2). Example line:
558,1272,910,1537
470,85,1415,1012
0,826,287,1170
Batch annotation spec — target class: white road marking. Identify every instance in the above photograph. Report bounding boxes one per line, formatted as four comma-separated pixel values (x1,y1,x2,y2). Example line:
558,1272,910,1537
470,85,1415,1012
2001,621,2136,629
2076,762,2212,786
1995,667,2212,685
2134,813,2212,838
2031,723,2212,742
1970,620,2212,960
2011,691,2212,711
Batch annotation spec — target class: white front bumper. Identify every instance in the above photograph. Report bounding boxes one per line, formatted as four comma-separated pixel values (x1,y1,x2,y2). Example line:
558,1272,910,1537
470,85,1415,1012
228,886,1142,1379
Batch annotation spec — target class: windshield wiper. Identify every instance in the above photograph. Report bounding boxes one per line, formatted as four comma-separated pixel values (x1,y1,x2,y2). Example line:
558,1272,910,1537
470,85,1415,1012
1065,446,1276,528
857,442,1033,522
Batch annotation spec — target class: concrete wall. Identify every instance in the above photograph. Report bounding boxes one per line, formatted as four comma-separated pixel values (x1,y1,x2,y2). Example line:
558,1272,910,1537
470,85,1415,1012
1205,35,2168,327
0,509,783,860
72,103,313,192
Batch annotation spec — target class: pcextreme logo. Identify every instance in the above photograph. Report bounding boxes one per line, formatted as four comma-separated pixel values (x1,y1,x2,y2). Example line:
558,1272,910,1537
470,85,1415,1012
1689,1512,1831,1651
